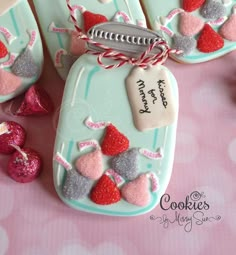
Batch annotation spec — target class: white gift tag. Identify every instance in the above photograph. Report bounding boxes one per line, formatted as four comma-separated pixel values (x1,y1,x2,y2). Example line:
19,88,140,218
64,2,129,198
125,65,178,131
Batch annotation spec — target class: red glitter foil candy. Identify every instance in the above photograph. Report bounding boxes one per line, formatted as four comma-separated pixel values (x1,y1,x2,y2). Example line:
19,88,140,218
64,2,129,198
15,85,54,116
101,124,129,156
90,174,121,205
0,121,26,154
0,40,8,58
83,11,108,33
197,24,224,53
183,0,206,12
8,147,42,183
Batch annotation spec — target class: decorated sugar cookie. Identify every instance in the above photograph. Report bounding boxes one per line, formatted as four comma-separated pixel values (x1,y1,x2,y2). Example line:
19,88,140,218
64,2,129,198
33,0,146,80
52,0,179,216
0,0,43,102
142,0,236,63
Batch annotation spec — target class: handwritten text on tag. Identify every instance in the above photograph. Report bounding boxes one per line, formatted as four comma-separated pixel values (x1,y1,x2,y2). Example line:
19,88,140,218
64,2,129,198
125,65,177,131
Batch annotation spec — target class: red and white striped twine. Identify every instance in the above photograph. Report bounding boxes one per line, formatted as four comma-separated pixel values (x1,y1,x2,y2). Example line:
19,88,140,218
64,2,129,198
66,0,181,69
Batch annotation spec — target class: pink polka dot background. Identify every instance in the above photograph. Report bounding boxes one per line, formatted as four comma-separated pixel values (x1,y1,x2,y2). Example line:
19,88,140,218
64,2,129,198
0,1,236,254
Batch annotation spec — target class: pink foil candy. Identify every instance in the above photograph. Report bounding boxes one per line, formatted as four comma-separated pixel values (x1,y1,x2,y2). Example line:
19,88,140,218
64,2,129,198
0,121,26,154
15,85,54,116
8,147,42,183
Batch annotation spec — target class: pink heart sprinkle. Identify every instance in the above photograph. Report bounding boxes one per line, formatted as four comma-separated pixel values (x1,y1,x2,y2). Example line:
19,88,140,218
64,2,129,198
121,174,150,207
75,149,103,180
179,12,204,36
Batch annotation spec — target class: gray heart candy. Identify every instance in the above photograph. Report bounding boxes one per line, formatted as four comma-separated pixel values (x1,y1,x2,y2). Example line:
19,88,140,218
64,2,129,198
172,35,196,56
200,0,226,20
12,48,40,78
62,169,92,200
111,148,139,181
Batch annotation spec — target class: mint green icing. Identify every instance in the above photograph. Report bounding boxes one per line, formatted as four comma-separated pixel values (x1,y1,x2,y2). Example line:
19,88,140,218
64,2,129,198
53,54,179,216
85,66,100,99
9,9,20,36
56,33,64,49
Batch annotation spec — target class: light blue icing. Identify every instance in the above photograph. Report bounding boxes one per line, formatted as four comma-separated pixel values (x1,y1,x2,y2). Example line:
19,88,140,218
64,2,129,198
56,33,64,49
53,54,179,216
113,0,119,12
152,129,159,149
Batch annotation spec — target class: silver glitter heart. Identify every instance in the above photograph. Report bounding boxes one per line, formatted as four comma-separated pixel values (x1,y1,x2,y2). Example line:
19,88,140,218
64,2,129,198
12,48,40,78
172,35,196,56
200,0,226,20
111,148,139,181
62,169,93,200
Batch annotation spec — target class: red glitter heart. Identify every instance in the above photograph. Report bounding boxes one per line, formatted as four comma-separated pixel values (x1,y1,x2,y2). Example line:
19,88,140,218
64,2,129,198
197,24,224,53
0,41,8,59
183,0,206,12
90,174,121,205
101,124,129,156
83,11,108,33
